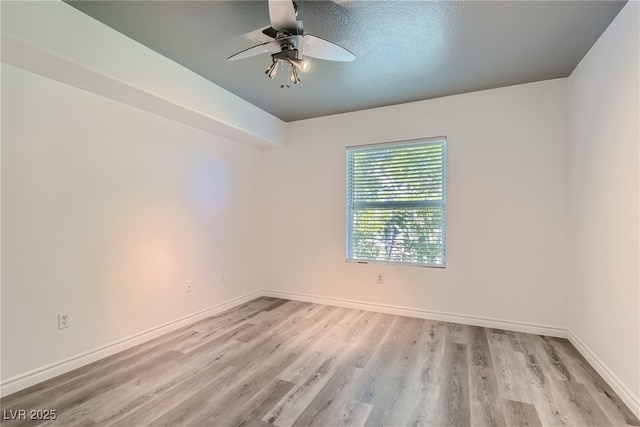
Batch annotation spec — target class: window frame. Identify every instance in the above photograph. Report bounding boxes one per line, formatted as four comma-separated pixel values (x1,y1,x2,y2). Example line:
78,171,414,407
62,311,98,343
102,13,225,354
345,136,447,268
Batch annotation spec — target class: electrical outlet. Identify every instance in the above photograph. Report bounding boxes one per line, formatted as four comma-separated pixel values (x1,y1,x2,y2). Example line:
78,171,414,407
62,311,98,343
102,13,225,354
377,274,384,284
185,280,193,293
220,273,226,283
58,313,70,329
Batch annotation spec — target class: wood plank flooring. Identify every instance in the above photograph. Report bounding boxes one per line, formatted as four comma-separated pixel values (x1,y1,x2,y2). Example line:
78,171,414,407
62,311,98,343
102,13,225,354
1,297,638,427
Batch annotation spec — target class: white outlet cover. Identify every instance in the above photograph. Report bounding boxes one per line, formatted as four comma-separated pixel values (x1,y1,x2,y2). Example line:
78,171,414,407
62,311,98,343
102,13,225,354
58,313,70,329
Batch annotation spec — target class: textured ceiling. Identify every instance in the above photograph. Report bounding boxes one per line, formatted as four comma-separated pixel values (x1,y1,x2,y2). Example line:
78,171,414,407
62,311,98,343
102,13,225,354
66,0,625,122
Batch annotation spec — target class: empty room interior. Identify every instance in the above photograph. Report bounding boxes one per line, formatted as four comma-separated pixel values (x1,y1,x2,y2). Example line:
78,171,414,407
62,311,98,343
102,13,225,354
1,0,639,426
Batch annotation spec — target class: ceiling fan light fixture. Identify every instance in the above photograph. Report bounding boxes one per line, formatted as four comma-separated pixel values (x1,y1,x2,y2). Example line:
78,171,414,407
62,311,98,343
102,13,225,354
288,57,309,72
290,67,300,84
265,60,278,79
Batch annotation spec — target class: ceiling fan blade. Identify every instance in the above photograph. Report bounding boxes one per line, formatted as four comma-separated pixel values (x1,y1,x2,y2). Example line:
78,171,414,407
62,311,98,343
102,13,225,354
302,34,355,62
227,39,281,61
243,26,276,44
268,0,297,33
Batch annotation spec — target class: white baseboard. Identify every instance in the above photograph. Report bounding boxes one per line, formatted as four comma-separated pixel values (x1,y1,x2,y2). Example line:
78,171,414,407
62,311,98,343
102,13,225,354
0,290,262,398
260,289,567,338
568,330,640,419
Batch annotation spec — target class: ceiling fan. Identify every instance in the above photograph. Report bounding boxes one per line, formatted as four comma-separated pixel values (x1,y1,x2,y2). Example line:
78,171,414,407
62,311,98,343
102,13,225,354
227,0,355,88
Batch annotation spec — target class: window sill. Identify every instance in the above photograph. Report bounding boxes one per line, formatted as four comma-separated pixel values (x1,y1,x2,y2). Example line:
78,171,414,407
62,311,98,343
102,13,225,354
346,259,446,269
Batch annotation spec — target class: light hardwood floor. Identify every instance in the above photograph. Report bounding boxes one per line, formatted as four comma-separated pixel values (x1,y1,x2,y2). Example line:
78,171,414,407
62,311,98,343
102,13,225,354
1,297,638,427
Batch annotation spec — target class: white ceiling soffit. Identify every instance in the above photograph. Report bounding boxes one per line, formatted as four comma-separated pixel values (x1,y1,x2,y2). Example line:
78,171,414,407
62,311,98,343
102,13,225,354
65,0,627,122
1,1,287,147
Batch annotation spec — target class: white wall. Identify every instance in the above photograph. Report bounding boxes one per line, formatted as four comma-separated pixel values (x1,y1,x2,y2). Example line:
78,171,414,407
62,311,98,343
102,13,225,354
1,64,264,383
264,79,569,331
567,0,639,412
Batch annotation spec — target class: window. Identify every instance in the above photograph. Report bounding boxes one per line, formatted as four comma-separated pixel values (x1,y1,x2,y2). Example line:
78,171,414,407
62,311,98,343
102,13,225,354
346,137,446,267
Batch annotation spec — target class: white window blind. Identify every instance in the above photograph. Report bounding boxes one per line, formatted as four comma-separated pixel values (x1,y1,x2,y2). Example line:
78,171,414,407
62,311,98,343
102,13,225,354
346,137,446,267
